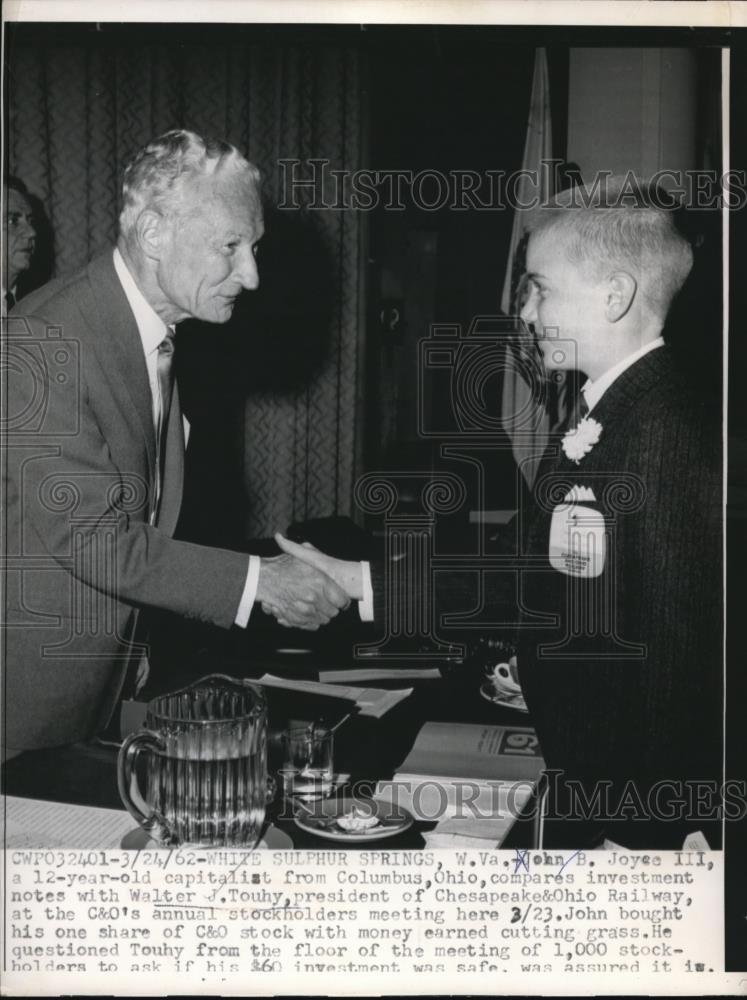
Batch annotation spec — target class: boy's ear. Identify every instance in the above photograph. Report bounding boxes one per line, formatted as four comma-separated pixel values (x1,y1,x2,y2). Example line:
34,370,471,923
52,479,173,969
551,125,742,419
605,271,637,322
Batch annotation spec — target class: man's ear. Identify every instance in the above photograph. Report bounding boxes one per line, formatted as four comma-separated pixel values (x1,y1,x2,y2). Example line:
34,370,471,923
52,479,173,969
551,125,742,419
605,271,637,322
134,210,164,261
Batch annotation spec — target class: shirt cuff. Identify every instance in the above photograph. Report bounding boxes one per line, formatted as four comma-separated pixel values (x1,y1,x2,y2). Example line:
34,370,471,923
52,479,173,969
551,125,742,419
234,555,261,627
358,560,374,621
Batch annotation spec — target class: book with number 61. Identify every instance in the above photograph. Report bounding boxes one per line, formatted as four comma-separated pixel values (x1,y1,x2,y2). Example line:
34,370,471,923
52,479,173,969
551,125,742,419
396,722,545,784
374,722,546,825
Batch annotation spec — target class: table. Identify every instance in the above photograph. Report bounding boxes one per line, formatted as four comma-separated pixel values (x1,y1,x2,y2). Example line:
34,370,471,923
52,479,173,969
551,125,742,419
1,646,539,850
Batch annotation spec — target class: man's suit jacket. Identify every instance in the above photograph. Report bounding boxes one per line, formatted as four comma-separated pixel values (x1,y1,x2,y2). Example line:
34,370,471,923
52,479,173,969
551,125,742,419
517,347,722,846
4,251,250,753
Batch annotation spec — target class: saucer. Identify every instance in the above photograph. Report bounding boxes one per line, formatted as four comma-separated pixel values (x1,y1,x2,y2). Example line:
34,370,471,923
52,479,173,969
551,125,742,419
293,796,413,842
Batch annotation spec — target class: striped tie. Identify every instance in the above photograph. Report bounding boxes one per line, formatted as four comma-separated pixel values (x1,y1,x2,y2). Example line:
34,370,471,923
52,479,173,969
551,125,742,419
568,390,590,430
154,331,176,516
551,376,589,436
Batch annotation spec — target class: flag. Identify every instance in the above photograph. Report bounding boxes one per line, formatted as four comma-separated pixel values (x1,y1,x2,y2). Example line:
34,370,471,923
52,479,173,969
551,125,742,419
500,48,554,487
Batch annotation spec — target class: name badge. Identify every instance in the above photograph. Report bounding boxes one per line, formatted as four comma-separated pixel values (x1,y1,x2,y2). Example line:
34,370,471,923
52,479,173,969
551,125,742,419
548,503,606,578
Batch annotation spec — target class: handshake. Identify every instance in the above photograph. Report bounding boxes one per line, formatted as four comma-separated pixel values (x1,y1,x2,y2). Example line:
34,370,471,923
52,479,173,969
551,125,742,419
255,534,364,630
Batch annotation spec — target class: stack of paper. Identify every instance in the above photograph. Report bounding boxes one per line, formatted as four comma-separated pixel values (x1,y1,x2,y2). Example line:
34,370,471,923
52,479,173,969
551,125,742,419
2,795,136,848
318,666,441,683
256,673,413,719
374,721,544,845
421,814,525,849
2,796,292,850
375,779,533,829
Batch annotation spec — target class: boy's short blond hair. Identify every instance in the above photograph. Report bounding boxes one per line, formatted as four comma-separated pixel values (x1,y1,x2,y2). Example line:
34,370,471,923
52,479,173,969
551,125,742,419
528,175,693,320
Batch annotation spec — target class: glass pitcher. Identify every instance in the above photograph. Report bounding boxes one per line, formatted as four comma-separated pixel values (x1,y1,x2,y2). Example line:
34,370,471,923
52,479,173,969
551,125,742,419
117,674,268,847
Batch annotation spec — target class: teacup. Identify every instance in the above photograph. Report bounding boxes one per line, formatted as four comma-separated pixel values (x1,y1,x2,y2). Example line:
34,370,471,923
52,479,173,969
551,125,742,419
488,659,522,695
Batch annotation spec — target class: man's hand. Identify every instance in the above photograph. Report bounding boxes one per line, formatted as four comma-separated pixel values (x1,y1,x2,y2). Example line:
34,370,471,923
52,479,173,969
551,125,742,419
274,533,364,601
256,552,350,630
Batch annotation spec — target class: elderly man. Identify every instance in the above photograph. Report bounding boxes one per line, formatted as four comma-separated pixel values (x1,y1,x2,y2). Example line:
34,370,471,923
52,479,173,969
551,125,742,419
279,177,723,848
2,176,37,313
4,130,347,756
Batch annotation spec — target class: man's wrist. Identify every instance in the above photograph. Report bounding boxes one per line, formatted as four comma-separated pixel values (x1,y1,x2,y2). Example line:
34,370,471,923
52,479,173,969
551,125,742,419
234,555,261,627
358,560,374,621
337,559,364,601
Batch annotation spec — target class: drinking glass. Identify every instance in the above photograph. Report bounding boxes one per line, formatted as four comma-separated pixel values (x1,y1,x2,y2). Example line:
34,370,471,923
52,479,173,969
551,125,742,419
117,674,269,847
281,724,334,800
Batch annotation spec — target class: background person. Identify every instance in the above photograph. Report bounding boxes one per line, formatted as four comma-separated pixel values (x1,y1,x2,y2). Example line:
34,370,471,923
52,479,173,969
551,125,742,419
2,175,37,313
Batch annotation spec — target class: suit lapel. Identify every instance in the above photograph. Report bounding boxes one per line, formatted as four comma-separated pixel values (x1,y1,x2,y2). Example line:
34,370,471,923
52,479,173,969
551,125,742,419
85,251,157,474
528,347,675,535
586,346,674,436
542,347,676,477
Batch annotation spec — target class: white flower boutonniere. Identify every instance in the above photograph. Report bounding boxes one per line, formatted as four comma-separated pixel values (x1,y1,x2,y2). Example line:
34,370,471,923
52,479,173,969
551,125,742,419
562,416,603,464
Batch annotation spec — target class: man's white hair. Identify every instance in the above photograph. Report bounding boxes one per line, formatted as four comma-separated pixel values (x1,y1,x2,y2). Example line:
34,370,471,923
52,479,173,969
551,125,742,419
527,174,693,320
118,129,261,236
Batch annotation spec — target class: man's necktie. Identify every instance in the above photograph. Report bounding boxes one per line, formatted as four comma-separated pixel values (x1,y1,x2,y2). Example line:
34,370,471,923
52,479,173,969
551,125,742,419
568,391,590,429
5,290,16,312
528,384,590,505
112,333,179,717
552,384,589,437
155,332,176,515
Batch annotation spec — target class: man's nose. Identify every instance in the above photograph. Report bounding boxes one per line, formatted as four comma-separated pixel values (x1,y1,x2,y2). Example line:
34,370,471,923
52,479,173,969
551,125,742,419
21,216,36,240
234,247,259,291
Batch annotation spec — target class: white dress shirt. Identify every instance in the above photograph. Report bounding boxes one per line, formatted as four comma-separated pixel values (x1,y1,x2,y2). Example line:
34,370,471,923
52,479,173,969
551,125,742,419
581,336,665,414
112,249,259,627
113,248,171,430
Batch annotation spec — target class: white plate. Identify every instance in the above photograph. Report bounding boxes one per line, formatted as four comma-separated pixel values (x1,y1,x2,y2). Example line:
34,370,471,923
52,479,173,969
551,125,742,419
120,823,293,850
480,680,528,713
293,796,413,842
